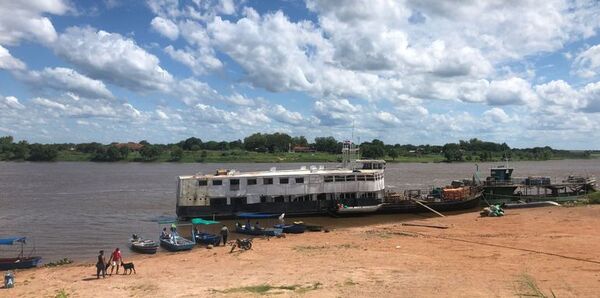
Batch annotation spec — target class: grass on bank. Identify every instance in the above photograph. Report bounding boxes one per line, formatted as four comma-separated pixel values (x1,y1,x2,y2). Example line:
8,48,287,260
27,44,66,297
215,282,322,295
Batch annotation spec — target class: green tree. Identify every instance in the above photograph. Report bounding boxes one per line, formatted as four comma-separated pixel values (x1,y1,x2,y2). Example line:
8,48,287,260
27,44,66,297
314,136,338,153
180,137,202,151
388,149,399,160
170,146,183,161
27,144,58,161
139,145,162,161
244,133,267,151
13,141,29,160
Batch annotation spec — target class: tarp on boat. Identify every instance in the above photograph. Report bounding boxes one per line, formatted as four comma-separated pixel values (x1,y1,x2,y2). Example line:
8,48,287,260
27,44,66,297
236,212,279,219
191,218,219,225
0,237,26,245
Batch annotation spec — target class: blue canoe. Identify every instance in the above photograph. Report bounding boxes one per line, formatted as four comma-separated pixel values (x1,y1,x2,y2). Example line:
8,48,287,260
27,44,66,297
274,223,306,234
0,237,42,270
235,225,283,237
191,218,221,246
160,236,195,252
236,212,280,219
194,232,221,246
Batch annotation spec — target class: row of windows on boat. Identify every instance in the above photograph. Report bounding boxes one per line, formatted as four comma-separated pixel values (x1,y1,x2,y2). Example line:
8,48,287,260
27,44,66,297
204,192,379,206
197,174,384,187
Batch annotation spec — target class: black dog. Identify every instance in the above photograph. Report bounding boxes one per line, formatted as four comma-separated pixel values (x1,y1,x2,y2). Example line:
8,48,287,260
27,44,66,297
121,262,136,274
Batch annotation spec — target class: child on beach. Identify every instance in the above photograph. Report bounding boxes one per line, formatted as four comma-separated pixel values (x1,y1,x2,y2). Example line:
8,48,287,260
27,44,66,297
96,250,107,279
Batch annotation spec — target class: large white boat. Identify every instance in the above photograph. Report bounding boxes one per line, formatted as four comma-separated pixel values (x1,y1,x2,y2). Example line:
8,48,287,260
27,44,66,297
176,143,385,219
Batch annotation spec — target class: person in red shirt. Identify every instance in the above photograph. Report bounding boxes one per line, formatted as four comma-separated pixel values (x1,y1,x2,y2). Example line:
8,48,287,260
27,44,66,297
109,248,122,275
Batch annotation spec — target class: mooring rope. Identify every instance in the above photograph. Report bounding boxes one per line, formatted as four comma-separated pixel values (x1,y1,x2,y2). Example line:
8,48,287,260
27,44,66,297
415,232,600,265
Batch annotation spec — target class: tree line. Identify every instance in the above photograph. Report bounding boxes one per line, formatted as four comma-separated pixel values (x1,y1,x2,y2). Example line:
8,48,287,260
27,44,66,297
0,134,594,162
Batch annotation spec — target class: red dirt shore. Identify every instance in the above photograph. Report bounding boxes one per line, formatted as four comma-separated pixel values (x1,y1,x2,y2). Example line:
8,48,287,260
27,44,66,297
2,205,600,297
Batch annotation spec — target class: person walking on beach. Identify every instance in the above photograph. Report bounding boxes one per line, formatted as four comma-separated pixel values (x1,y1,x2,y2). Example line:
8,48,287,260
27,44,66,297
96,250,107,279
109,248,122,275
220,224,229,246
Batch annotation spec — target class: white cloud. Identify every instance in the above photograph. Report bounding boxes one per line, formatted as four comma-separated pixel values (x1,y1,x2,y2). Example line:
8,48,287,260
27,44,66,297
156,109,170,120
483,107,511,124
1,96,25,110
269,104,304,125
314,98,359,126
32,97,67,110
164,45,222,74
0,45,26,70
176,78,222,105
225,93,254,106
581,81,600,113
485,77,538,106
54,26,174,92
573,44,600,78
0,1,69,46
535,80,582,108
374,111,400,126
151,16,180,40
17,67,114,99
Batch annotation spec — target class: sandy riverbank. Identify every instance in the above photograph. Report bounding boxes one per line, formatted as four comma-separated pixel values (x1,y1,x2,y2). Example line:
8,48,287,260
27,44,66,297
3,205,600,297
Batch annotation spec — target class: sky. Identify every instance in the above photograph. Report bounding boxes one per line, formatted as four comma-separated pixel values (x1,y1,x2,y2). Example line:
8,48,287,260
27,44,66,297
1,0,600,149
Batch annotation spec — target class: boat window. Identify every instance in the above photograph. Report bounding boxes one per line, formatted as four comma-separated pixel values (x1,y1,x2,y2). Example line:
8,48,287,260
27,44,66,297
335,176,345,182
357,175,366,181
264,178,273,185
366,175,375,181
280,177,289,184
274,196,284,203
210,197,227,206
230,179,240,191
324,176,334,182
295,177,304,184
247,178,257,185
212,179,223,186
198,180,208,186
346,175,356,181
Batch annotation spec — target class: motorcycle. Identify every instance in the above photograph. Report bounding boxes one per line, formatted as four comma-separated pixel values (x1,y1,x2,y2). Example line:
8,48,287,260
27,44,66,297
229,238,253,253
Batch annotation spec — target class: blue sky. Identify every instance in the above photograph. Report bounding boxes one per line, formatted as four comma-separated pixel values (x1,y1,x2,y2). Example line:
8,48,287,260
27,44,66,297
1,0,600,149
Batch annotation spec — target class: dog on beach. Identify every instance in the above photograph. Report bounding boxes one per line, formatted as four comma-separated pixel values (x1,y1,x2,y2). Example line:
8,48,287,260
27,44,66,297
121,262,136,274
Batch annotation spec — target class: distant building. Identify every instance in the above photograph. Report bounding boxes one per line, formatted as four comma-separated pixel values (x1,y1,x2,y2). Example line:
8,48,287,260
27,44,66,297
113,142,144,151
293,146,316,153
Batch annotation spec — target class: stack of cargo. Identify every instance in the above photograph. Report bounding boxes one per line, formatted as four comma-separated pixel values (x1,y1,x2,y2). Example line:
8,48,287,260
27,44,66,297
442,187,470,200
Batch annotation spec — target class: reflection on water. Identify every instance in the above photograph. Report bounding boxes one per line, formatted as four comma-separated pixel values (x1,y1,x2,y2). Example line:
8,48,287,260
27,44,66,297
0,160,598,261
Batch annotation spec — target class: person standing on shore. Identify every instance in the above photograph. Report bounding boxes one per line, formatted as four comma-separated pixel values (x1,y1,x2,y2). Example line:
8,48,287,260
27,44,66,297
96,250,107,279
220,224,229,246
109,248,122,275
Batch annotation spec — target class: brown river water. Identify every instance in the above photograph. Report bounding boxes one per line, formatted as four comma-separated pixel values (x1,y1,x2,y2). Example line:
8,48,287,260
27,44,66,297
1,160,598,262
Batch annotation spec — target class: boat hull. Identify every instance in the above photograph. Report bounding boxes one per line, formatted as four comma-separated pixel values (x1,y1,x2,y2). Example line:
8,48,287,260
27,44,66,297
177,199,381,219
378,195,480,214
194,233,221,246
160,238,195,252
0,257,42,270
130,241,158,254
274,224,306,234
235,226,283,236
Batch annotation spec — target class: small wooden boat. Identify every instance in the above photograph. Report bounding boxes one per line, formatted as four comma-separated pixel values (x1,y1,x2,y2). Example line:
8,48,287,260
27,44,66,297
194,232,221,246
191,218,221,246
160,236,195,252
274,222,306,234
335,204,383,214
129,235,158,254
0,237,42,270
235,225,283,236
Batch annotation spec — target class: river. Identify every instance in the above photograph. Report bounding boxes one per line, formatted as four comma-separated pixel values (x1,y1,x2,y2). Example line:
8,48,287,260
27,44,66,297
1,160,598,262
